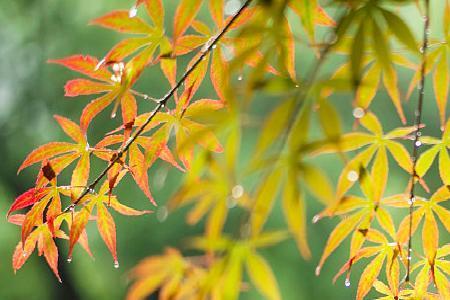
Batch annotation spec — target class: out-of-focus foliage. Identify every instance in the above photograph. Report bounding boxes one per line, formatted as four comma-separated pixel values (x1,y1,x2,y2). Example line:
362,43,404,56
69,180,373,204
4,0,449,299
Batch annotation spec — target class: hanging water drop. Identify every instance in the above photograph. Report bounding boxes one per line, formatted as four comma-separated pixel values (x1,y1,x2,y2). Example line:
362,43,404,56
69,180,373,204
315,266,321,276
111,112,117,118
88,187,95,194
212,44,217,49
312,214,321,224
415,141,422,147
237,75,243,81
344,278,351,287
22,251,28,258
114,260,120,269
231,185,244,199
129,5,138,18
95,58,105,71
67,257,72,263
352,107,365,119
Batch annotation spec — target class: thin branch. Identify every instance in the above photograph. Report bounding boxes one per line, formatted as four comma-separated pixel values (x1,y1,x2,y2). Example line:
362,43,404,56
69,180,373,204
62,0,254,213
405,0,430,283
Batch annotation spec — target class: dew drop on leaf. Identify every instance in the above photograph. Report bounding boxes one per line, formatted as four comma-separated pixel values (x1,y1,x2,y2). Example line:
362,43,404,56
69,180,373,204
312,214,321,224
67,257,72,263
95,58,105,71
346,170,359,182
231,185,244,199
352,107,365,119
22,251,28,258
315,266,321,276
237,75,243,81
415,141,422,147
129,5,138,18
114,260,120,269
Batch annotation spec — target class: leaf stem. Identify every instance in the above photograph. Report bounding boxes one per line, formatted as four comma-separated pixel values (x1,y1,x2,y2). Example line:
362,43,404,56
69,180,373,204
405,0,430,283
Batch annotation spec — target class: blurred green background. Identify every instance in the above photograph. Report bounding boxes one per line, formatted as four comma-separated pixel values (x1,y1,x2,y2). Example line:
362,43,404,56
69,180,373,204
0,0,447,299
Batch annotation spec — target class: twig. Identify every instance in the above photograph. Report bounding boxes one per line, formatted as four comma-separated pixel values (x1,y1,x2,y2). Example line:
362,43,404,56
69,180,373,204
62,0,255,213
405,0,430,283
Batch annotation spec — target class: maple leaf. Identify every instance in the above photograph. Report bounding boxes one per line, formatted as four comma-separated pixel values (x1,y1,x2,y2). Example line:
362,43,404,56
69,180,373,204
314,112,416,199
66,175,150,262
189,230,287,300
326,2,418,123
17,115,91,200
416,119,450,185
410,244,450,299
11,219,68,282
384,185,450,262
333,229,401,300
94,125,180,205
315,169,399,276
49,55,139,132
127,248,208,300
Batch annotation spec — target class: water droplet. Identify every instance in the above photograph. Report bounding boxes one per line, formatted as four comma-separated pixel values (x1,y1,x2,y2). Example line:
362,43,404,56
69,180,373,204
157,206,168,222
95,58,105,71
295,84,300,88
114,260,120,268
352,107,365,119
415,141,422,147
407,256,412,261
129,5,138,18
22,251,28,258
212,44,217,49
112,63,120,73
344,278,351,287
69,205,75,212
224,0,241,16
417,131,422,136
237,75,243,81
408,197,416,205
88,187,95,194
111,112,117,118
312,214,321,224
231,185,244,199
419,47,424,53
85,142,90,152
347,170,359,182
67,257,72,263
315,266,321,276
